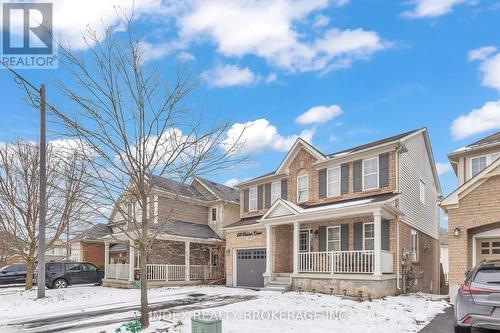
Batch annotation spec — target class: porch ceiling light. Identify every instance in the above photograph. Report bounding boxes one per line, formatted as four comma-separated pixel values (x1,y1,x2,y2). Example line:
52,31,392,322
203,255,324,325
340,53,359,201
454,228,460,237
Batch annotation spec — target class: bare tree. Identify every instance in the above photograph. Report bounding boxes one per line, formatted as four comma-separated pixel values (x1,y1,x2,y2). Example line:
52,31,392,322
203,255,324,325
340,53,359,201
0,141,95,289
49,15,244,327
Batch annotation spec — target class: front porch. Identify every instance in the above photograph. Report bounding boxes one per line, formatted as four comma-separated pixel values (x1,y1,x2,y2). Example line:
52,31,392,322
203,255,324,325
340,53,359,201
103,235,224,288
260,197,400,296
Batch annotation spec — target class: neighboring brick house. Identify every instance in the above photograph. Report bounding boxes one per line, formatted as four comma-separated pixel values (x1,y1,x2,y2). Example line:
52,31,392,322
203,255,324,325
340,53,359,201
102,175,239,288
70,223,108,268
224,128,442,297
441,132,500,303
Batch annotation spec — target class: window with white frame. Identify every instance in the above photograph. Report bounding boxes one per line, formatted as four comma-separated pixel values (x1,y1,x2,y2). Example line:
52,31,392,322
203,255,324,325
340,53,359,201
249,187,257,211
363,157,379,190
419,179,426,204
271,181,281,203
471,156,487,177
471,153,500,178
411,229,418,261
327,226,341,251
363,223,374,250
297,174,309,202
327,166,341,197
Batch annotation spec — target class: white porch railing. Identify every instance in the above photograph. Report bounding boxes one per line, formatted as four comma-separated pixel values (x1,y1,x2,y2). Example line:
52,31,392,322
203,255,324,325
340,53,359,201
107,263,130,280
147,264,219,281
299,250,386,274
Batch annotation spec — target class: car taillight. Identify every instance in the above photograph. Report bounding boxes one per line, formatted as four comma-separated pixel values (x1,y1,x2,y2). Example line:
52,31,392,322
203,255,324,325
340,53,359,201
462,284,500,295
462,316,472,324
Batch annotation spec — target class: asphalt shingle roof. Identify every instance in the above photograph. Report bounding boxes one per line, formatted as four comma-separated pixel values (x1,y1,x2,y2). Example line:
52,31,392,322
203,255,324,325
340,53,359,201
72,223,109,242
195,177,240,203
151,220,221,240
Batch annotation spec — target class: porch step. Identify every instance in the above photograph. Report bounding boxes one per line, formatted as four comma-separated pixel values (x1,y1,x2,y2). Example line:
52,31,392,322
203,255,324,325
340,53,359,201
269,280,290,286
274,276,290,283
276,273,291,277
261,284,291,292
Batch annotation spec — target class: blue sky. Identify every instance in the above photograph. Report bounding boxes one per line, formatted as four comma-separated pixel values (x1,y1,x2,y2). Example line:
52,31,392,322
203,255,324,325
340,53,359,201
1,0,500,228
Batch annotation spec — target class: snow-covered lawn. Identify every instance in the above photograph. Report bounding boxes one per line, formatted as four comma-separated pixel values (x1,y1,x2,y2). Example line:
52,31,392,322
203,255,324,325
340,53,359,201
0,285,449,333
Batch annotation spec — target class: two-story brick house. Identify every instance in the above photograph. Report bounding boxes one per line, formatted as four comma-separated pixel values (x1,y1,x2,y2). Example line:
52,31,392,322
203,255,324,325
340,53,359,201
441,132,500,303
102,175,239,288
224,128,441,297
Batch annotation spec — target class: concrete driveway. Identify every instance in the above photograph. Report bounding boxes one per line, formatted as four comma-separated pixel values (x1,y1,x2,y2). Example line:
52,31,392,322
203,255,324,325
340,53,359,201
419,306,497,333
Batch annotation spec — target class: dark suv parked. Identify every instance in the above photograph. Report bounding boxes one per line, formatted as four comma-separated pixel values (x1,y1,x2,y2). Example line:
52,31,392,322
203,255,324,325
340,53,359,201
455,260,500,333
0,264,28,285
43,262,104,289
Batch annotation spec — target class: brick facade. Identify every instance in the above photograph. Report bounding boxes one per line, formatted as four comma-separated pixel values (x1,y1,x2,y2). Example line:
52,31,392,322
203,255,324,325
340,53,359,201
81,242,105,268
447,175,500,287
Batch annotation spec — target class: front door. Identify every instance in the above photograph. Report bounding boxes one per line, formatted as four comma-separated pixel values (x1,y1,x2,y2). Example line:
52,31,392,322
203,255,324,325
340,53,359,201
236,249,266,288
299,230,312,252
476,238,500,263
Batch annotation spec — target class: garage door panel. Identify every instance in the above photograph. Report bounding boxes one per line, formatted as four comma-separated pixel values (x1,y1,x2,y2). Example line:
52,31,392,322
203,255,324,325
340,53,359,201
477,238,500,263
236,249,266,288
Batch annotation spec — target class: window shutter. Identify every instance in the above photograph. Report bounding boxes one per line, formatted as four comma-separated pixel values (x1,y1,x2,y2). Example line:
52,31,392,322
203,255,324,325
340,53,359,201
354,222,363,250
243,189,249,212
381,219,390,251
264,182,272,208
379,153,390,188
341,224,349,251
341,163,349,194
353,160,362,193
319,226,327,252
318,169,327,198
257,185,264,210
281,179,288,200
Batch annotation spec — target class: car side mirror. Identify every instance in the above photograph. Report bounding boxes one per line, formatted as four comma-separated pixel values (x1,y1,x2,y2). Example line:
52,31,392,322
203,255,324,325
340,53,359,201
465,270,470,278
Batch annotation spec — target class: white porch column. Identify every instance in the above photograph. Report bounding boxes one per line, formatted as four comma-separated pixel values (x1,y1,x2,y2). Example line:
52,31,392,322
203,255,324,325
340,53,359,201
104,241,110,279
128,243,135,282
293,222,299,274
374,210,382,277
265,225,273,276
185,241,190,281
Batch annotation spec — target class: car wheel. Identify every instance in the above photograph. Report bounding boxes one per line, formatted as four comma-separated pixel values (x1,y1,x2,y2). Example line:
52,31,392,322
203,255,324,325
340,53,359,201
454,324,471,333
53,279,68,289
95,279,102,286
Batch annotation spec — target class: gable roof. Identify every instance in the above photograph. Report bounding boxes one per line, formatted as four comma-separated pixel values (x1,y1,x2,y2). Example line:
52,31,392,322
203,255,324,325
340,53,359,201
466,131,500,149
441,156,500,208
149,174,238,203
449,131,500,160
71,223,108,242
150,220,221,240
275,137,326,174
328,128,422,157
239,128,424,186
193,177,240,203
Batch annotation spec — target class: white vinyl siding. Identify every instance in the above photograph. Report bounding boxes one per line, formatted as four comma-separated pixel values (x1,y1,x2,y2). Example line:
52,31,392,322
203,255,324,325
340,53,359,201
399,133,439,239
327,226,341,251
271,181,281,203
363,157,379,190
249,187,257,211
327,167,341,197
297,175,309,202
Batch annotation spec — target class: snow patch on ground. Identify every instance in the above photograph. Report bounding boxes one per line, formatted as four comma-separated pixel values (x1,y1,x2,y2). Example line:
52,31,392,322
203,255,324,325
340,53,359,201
0,285,448,333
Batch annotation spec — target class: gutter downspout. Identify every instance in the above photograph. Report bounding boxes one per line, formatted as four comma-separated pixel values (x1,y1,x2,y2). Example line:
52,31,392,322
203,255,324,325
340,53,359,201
395,142,405,291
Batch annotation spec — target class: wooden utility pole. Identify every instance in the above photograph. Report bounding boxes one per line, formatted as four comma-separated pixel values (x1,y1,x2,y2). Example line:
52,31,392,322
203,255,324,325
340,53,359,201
37,84,47,299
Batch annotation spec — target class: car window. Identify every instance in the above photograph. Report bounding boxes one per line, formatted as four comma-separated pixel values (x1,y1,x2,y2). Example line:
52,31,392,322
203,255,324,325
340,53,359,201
47,263,61,272
474,269,500,285
0,265,12,273
66,263,81,272
12,264,27,272
82,264,97,271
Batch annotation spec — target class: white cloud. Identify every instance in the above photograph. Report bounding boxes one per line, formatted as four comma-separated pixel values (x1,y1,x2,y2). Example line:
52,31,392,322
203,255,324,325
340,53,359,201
451,100,500,139
178,0,387,73
295,104,343,125
140,41,185,62
201,64,259,88
468,46,500,93
176,51,196,62
436,162,453,175
468,46,497,61
201,64,276,88
402,0,468,19
224,178,242,187
221,118,315,155
313,15,330,28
